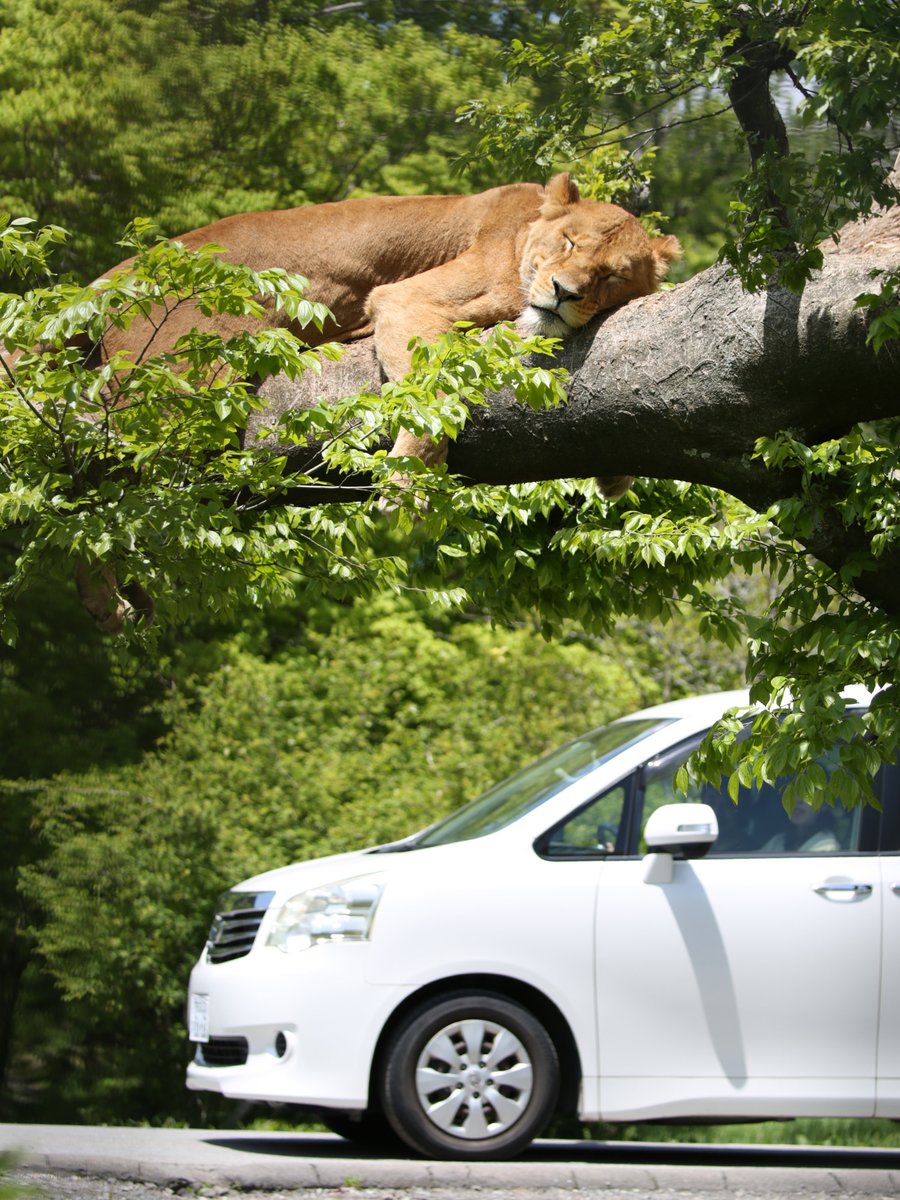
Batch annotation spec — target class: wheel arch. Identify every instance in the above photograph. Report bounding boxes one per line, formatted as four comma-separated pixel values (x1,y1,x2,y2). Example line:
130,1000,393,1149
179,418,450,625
368,973,582,1117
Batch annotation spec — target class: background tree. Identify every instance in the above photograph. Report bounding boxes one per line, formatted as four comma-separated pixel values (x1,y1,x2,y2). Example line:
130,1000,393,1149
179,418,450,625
0,0,538,282
465,1,899,286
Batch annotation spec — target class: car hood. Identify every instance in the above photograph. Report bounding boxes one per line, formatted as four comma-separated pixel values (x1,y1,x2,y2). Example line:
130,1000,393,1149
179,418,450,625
230,844,418,900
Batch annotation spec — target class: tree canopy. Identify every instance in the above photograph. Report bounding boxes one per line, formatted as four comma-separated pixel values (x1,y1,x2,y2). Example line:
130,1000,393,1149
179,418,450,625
2,0,899,801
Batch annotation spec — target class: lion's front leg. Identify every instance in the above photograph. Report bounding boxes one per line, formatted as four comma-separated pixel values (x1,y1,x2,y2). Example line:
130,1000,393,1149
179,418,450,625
367,250,520,382
597,475,634,499
75,560,155,633
366,249,521,500
367,285,453,502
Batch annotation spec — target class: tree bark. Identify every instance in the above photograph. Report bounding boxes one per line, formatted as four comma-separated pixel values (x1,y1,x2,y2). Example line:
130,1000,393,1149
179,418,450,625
249,168,900,610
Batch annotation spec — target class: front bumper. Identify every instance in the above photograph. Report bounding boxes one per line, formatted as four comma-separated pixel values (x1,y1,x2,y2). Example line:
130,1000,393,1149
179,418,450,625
185,942,412,1109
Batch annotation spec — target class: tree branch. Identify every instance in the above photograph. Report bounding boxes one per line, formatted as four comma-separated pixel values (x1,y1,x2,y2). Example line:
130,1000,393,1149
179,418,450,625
249,198,900,610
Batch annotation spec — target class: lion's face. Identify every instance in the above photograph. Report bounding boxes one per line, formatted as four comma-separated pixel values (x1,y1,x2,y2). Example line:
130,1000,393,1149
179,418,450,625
518,174,681,339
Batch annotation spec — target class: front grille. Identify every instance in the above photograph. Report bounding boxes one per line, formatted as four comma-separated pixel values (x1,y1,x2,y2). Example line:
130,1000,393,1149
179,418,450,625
196,1036,249,1067
206,890,274,964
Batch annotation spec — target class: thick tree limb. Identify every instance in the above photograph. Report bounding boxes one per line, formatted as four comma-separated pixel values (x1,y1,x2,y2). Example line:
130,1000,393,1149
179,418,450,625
253,240,899,502
249,184,900,610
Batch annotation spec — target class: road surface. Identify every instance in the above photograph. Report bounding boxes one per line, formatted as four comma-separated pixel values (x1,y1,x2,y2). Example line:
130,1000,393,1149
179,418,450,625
2,1124,899,1199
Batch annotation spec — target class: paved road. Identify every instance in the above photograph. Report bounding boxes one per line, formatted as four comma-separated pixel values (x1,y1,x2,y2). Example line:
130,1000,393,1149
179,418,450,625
2,1124,900,1199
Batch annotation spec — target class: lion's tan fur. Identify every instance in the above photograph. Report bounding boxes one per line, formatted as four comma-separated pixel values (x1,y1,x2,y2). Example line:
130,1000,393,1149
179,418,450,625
102,173,680,430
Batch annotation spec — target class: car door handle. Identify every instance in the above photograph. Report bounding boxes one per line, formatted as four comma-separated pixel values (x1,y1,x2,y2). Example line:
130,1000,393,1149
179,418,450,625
892,883,900,895
813,882,873,897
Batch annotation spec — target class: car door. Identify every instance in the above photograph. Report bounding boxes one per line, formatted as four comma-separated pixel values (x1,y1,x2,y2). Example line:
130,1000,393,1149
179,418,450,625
592,739,882,1121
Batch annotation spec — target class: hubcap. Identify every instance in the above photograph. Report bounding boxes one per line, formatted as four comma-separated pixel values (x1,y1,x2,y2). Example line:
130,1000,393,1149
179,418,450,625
414,1017,534,1140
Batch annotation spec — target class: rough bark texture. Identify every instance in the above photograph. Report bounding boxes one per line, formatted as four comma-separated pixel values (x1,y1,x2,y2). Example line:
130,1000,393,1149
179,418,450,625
249,161,900,610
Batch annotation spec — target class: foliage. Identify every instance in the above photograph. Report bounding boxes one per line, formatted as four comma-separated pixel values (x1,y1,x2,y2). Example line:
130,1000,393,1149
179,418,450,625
395,469,900,810
0,552,169,1109
0,219,572,646
855,266,900,352
0,539,249,1120
0,0,536,283
384,0,900,805
3,180,900,808
0,220,332,638
461,0,900,292
453,2,900,825
685,424,900,810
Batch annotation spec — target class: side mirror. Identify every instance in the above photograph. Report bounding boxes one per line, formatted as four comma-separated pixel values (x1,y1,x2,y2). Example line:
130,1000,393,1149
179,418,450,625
643,802,719,859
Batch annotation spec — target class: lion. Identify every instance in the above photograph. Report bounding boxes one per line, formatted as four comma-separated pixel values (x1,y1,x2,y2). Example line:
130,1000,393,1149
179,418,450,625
87,173,680,629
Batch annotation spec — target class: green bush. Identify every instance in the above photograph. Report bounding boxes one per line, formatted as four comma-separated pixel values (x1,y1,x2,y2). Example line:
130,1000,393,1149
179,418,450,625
14,593,654,1122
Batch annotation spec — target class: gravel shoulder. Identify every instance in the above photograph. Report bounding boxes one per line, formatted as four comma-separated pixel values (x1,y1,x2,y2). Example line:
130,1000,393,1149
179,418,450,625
9,1168,900,1200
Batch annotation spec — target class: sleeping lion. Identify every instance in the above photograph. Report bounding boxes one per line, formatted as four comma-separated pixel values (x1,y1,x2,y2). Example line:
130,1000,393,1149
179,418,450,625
85,173,680,630
102,172,679,482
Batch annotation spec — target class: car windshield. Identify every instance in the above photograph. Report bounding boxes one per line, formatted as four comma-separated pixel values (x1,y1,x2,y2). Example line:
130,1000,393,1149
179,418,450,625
407,718,670,848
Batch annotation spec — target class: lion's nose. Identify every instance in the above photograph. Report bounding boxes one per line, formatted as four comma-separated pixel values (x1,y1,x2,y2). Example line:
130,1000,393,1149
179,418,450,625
552,277,582,304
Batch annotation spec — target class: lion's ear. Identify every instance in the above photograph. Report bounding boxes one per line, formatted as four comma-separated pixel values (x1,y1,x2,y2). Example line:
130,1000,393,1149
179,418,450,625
541,172,581,217
651,234,682,282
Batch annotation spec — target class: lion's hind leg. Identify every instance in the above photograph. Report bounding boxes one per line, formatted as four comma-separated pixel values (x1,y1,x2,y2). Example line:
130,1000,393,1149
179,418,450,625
75,560,155,633
597,475,634,499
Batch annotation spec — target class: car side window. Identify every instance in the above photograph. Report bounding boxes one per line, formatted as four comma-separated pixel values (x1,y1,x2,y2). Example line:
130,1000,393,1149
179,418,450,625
538,784,628,858
641,741,862,856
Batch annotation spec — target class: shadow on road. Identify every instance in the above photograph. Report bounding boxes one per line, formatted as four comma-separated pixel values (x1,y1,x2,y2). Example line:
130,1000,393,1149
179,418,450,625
206,1135,380,1161
204,1134,900,1171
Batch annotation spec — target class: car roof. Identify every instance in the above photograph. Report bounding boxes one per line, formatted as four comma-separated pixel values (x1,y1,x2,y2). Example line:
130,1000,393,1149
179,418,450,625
621,689,750,724
621,685,875,726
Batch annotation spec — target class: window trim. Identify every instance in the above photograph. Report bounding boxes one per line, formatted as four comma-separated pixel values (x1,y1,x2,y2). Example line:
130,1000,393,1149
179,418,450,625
873,757,900,852
533,771,638,861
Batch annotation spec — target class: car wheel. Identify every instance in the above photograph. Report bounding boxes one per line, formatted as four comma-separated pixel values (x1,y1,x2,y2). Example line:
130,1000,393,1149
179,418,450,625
379,991,559,1160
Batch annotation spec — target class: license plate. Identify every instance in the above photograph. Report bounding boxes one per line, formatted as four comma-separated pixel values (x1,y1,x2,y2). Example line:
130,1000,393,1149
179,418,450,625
189,993,210,1043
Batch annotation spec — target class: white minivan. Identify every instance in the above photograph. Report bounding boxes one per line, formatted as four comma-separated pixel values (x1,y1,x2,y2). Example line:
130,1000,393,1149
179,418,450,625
186,689,900,1159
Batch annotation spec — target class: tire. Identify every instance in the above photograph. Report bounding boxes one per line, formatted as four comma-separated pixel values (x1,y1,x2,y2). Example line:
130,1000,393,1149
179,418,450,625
319,1108,403,1151
379,991,560,1160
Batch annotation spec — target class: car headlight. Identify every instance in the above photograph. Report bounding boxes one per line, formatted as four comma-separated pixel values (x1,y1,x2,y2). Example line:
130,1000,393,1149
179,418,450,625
266,874,385,953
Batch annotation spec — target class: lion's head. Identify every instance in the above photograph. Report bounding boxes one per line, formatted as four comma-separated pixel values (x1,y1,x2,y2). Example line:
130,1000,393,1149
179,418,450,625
518,173,681,339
